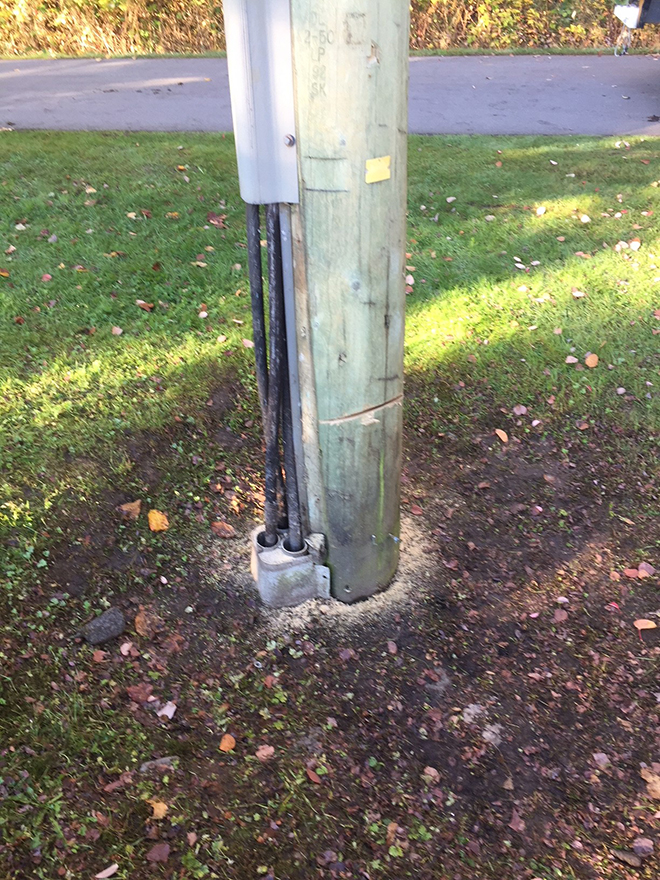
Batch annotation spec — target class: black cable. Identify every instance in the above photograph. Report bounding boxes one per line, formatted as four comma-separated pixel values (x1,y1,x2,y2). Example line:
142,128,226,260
262,204,286,546
245,204,268,421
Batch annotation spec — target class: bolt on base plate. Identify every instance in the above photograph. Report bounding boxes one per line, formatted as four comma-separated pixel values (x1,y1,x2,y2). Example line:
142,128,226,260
250,528,331,608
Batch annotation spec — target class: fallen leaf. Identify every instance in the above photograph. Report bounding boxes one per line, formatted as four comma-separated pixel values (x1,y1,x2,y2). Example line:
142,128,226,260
41,273,52,282
242,338,254,348
187,832,198,846
211,521,236,539
387,640,398,655
593,752,610,769
102,771,132,793
571,288,586,299
422,766,440,784
126,682,153,703
386,821,398,846
157,701,177,720
502,777,514,791
118,500,141,520
207,211,228,228
565,356,579,364
494,429,508,443
134,607,163,639
624,568,639,579
147,799,168,820
136,299,154,312
148,510,169,532
553,608,568,623
641,766,660,798
509,808,526,833
120,641,133,656
256,744,275,762
512,404,527,416
306,768,322,784
146,842,170,863
410,504,423,516
92,649,107,663
95,865,119,879
219,733,236,752
126,212,137,219
638,562,656,577
634,619,657,631
585,353,599,368
111,326,123,336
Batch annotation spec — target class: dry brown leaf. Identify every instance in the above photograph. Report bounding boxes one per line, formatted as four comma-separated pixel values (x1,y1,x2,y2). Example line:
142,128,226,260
146,842,170,863
118,500,141,520
255,744,275,762
634,619,657,631
624,568,639,579
495,429,508,443
211,521,236,539
148,509,169,532
386,821,398,846
126,682,153,703
638,562,656,577
306,767,322,784
641,766,660,798
136,299,154,312
134,606,163,639
410,504,423,516
585,353,599,368
147,799,168,820
111,326,123,336
92,649,107,663
219,733,236,753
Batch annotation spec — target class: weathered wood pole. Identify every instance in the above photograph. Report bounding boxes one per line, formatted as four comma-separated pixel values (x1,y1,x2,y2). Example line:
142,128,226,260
288,2,409,601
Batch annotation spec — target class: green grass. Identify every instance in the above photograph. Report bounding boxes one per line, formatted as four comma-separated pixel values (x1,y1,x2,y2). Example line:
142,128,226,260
406,135,660,436
1,130,659,878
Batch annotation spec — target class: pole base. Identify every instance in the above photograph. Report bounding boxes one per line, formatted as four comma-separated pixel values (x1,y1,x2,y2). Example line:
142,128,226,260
250,527,331,608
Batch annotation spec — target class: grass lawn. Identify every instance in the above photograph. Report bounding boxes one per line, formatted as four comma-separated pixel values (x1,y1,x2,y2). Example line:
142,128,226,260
0,131,659,880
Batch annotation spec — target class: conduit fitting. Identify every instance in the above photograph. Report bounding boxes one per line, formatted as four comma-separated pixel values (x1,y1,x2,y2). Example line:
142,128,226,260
250,528,330,608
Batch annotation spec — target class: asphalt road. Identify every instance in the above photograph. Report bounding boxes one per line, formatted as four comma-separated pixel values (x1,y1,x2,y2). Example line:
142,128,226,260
2,54,660,135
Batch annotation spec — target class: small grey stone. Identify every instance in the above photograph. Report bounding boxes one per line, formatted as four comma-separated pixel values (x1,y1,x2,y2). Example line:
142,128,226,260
81,607,125,645
633,837,654,858
612,850,642,868
139,756,177,774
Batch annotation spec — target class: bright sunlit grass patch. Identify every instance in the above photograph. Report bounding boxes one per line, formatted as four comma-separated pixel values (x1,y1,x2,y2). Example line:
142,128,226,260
405,135,660,431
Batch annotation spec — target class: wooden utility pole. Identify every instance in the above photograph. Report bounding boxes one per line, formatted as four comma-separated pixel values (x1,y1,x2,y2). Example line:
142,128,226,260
289,1,409,601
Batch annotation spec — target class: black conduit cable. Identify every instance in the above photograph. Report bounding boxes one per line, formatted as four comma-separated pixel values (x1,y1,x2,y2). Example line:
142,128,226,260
262,203,286,546
245,203,269,422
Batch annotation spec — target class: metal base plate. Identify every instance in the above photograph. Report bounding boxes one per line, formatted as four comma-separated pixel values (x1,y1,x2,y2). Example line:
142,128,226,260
250,528,331,608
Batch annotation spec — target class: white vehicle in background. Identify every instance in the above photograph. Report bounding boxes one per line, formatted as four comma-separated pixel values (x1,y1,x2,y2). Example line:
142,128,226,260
613,0,660,53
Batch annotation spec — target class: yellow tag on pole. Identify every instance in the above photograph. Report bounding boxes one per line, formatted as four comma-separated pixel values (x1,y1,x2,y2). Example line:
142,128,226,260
365,155,391,184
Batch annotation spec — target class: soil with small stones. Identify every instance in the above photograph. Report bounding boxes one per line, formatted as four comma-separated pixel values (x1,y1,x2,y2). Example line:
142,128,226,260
1,394,659,880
